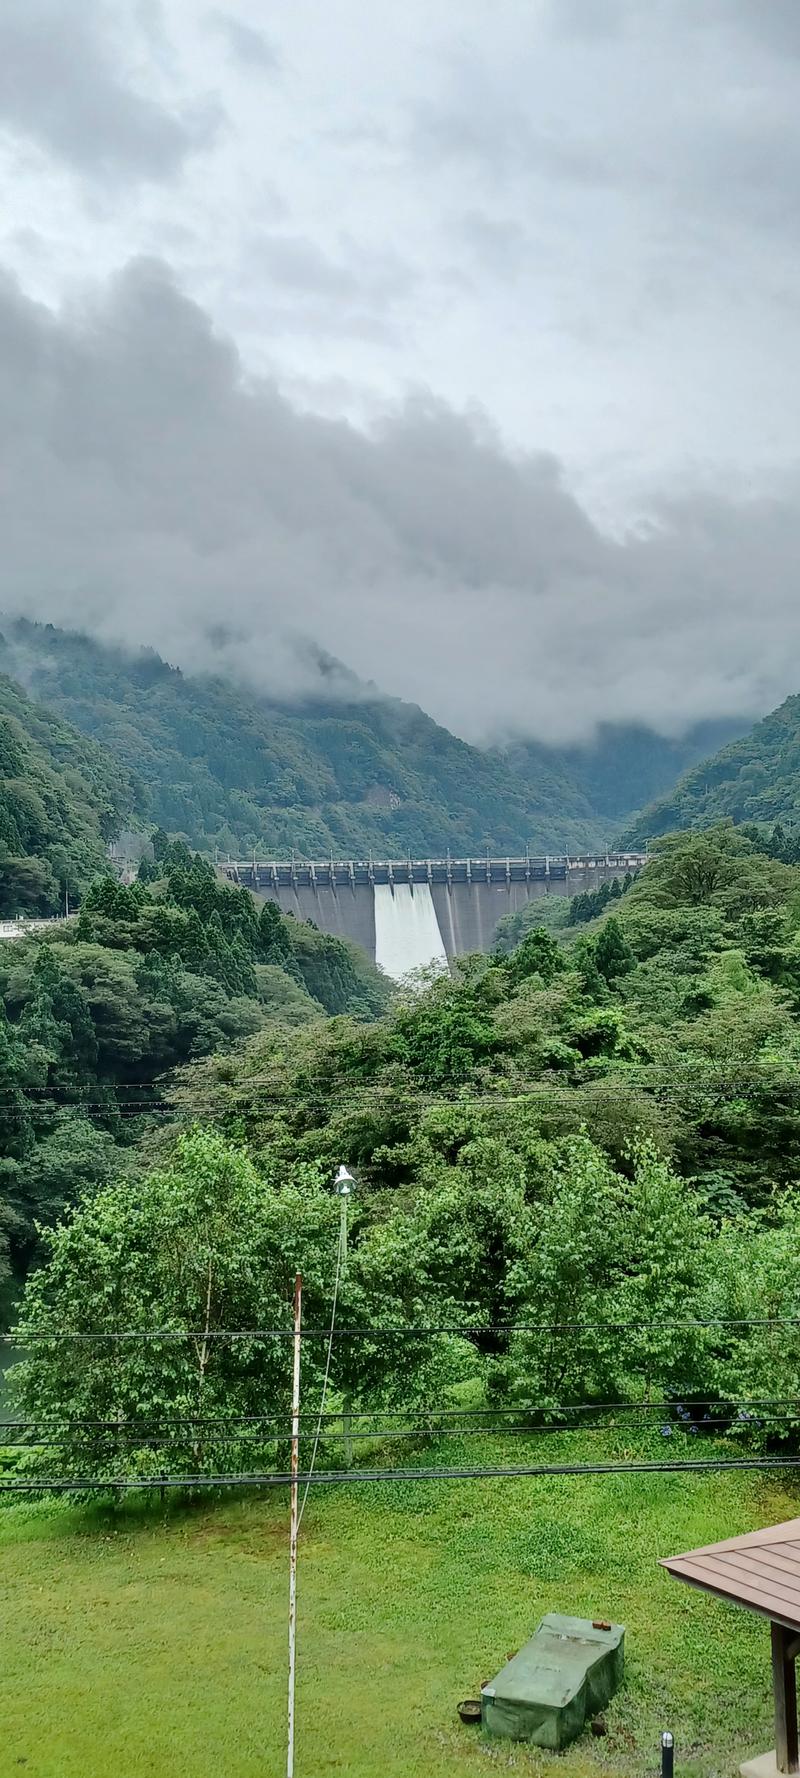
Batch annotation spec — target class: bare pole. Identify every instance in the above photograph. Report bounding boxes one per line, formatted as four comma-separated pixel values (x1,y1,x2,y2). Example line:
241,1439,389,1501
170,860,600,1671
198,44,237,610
334,1168,354,1465
287,1272,302,1778
340,1192,352,1466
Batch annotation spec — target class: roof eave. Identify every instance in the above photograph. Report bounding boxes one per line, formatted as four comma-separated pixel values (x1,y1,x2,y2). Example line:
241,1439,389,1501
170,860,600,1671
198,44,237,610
661,1560,800,1636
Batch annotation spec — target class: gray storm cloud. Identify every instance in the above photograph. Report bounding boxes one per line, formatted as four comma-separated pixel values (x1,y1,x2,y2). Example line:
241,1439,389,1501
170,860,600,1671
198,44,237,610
0,0,221,182
0,255,798,747
206,11,278,71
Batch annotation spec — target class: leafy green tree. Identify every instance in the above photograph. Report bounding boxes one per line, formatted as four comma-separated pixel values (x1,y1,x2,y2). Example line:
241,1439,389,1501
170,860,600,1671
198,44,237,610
500,927,566,988
253,965,319,1026
569,935,608,1001
594,916,635,984
8,1113,118,1267
13,1128,456,1481
698,1193,800,1430
18,947,98,1093
0,1006,32,1164
390,981,498,1086
504,1138,628,1407
630,826,794,919
0,675,136,915
0,853,58,916
0,1006,33,1280
609,1140,712,1399
505,1138,712,1410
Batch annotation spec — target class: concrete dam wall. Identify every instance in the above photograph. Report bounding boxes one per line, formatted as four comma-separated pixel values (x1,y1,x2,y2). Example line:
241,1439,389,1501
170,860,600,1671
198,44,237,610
224,856,646,982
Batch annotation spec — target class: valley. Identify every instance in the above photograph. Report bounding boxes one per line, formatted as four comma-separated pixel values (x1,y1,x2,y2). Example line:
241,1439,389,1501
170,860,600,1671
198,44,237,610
4,640,800,1778
0,618,740,864
3,8,800,1772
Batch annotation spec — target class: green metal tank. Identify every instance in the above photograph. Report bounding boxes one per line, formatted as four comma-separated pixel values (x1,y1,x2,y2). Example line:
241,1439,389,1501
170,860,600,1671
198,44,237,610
481,1612,625,1749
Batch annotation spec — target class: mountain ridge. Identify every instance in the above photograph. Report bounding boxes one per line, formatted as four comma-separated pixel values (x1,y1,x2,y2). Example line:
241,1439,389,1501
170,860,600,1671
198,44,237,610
620,694,800,844
0,616,745,862
0,619,604,857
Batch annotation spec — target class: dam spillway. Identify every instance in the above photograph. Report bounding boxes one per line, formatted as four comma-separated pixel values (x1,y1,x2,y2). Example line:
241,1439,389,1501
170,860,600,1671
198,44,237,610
223,855,646,982
373,882,449,979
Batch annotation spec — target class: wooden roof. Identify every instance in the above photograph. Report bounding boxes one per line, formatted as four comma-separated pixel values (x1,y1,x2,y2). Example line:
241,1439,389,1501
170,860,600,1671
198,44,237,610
661,1519,800,1631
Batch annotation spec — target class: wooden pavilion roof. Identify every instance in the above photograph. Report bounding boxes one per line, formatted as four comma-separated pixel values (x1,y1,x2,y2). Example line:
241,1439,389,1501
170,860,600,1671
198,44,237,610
661,1519,800,1633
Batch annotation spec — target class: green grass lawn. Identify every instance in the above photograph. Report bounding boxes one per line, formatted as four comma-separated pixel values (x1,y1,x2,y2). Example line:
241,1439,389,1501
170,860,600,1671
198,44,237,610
0,1431,795,1778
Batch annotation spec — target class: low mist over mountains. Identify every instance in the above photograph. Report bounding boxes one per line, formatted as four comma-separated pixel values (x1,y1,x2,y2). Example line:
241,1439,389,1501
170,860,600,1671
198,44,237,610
510,719,744,830
1,256,799,753
1,617,745,866
0,619,596,858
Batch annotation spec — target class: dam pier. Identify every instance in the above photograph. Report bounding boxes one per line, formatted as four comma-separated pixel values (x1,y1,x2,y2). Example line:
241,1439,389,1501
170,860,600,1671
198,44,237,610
224,854,646,981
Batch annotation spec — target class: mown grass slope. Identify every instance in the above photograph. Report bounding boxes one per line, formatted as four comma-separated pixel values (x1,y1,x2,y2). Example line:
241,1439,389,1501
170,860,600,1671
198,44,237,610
0,1433,794,1778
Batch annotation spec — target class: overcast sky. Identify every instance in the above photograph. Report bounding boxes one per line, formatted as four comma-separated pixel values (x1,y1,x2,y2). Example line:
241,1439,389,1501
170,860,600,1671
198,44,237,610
1,0,799,743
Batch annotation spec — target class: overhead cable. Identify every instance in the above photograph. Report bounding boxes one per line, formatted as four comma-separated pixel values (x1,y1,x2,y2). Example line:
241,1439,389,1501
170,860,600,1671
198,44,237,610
6,1453,800,1494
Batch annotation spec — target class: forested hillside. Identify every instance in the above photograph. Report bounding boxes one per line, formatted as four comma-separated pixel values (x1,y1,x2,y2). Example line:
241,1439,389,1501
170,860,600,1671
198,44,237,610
0,675,139,916
12,822,800,1489
544,716,744,825
1,620,607,858
0,838,388,1288
622,694,800,844
2,618,733,861
167,822,800,1211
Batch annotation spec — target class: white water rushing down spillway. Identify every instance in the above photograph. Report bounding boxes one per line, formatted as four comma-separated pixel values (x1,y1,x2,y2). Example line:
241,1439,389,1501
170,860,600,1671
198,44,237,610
373,883,449,983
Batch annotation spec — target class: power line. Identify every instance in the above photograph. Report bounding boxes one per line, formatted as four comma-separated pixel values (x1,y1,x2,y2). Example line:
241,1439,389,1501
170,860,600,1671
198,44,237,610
6,1454,800,1494
7,1316,800,1343
9,1061,800,1100
0,1089,795,1124
5,1074,800,1105
4,1067,800,1116
5,1396,794,1432
6,1416,794,1451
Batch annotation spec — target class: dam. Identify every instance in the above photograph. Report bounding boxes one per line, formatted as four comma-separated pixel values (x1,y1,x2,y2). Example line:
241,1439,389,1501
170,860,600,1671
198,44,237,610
224,855,646,982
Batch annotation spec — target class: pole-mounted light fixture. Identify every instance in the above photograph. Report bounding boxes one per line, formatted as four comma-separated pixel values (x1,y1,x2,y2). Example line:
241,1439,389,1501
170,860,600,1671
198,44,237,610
334,1164,355,1196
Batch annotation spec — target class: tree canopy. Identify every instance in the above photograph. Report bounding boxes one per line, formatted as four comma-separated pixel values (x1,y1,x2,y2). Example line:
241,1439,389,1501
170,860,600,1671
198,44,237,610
0,672,139,916
0,841,389,1275
11,821,800,1489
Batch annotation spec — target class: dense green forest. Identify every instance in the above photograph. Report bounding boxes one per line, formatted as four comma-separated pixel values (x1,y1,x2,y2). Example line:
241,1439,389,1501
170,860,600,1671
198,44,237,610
622,694,800,844
0,837,388,1286
0,619,734,861
493,869,639,952
9,822,800,1485
0,619,605,857
0,675,139,916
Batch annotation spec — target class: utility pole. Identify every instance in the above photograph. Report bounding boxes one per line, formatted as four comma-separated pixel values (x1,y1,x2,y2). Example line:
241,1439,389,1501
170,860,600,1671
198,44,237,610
287,1272,302,1778
334,1167,355,1465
